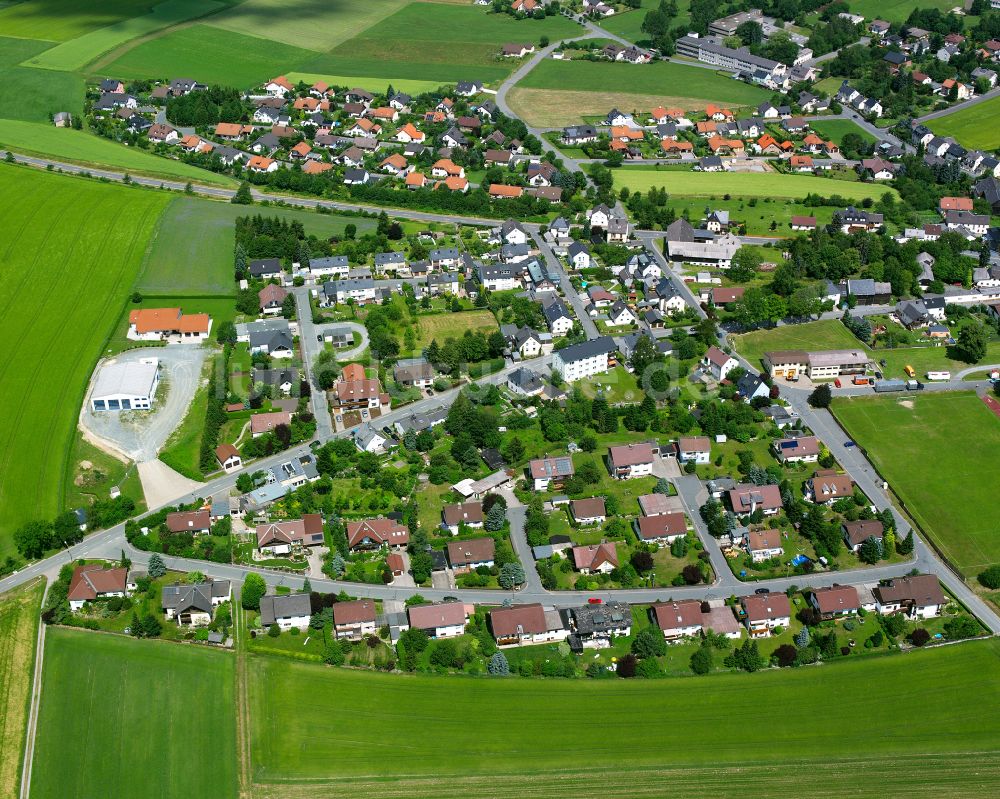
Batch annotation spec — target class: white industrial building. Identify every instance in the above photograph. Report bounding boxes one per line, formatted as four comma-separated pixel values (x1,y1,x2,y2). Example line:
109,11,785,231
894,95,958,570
90,358,159,412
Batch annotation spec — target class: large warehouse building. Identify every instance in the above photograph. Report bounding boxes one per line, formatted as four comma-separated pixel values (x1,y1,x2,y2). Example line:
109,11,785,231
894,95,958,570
90,358,160,412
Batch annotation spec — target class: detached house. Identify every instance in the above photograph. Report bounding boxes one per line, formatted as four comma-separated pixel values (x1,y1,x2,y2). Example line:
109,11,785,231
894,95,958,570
489,603,568,646
634,512,687,545
67,564,130,611
346,518,410,550
529,456,575,491
874,575,946,619
808,585,862,619
740,592,791,637
651,600,704,639
162,580,231,626
447,537,496,573
441,501,484,535
607,442,655,480
772,435,820,463
804,470,855,504
407,602,469,639
570,497,607,526
674,436,710,464
260,593,312,630
842,519,884,553
332,600,377,640
702,346,739,381
571,542,619,574
745,528,784,562
728,483,783,516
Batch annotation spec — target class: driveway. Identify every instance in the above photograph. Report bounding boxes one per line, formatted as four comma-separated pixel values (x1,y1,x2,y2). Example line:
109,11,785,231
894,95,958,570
80,346,209,462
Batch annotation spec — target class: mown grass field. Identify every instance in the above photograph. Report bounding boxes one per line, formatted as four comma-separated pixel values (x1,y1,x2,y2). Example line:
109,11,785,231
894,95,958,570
301,1,578,86
0,165,168,558
0,36,83,122
416,309,498,348
0,580,44,799
927,94,1000,151
614,167,898,201
25,0,225,72
732,319,863,370
0,119,236,184
31,628,237,799
809,118,877,146
519,59,771,104
137,196,372,294
834,391,1000,576
101,23,317,88
599,2,691,42
287,71,445,97
0,0,155,41
204,0,410,53
247,641,1000,795
850,0,959,23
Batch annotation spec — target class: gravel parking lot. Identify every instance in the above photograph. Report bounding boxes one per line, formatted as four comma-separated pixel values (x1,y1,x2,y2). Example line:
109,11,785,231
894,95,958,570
81,346,210,462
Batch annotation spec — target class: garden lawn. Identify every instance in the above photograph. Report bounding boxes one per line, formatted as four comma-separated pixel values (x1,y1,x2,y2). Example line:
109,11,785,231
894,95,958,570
731,319,862,371
247,640,1000,795
0,37,83,122
0,580,44,799
666,196,837,237
613,167,898,202
24,0,225,72
31,628,237,799
833,391,1000,575
0,0,155,41
0,165,168,558
927,94,1000,151
137,196,371,294
416,310,498,349
0,119,236,184
102,24,319,88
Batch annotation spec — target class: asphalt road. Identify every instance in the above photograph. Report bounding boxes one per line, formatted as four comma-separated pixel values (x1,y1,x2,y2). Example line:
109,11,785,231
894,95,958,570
292,287,334,439
531,230,599,338
915,85,1000,123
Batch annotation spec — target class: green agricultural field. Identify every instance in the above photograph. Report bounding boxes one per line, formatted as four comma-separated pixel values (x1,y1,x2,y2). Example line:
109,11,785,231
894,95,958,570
416,309,498,349
0,37,83,122
301,2,578,86
204,0,411,53
599,2,691,42
247,641,1000,796
809,118,877,146
731,320,862,371
519,59,771,103
0,0,155,41
0,165,168,558
613,167,898,202
102,24,318,88
927,95,1000,151
31,628,237,799
0,580,44,799
0,119,236,184
137,196,372,294
24,0,225,73
834,391,1000,575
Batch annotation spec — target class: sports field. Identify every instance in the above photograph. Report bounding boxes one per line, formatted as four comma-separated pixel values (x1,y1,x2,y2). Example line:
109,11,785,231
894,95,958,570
927,95,1000,151
732,319,862,370
834,392,1000,575
614,167,897,201
24,0,224,72
137,196,371,294
247,641,1000,796
416,309,499,348
0,580,44,799
0,165,168,557
31,628,237,799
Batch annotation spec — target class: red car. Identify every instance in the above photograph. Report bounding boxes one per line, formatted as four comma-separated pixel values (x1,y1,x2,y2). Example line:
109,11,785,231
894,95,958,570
588,598,603,605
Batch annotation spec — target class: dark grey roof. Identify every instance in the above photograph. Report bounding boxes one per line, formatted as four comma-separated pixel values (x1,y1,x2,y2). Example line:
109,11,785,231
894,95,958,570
259,593,312,626
249,258,282,276
556,336,616,363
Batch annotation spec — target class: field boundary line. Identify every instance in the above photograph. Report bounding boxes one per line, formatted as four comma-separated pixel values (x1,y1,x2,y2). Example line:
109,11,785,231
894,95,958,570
19,578,47,799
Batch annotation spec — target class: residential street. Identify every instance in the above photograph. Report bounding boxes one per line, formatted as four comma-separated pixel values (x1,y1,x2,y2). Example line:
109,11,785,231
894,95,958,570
532,230,599,338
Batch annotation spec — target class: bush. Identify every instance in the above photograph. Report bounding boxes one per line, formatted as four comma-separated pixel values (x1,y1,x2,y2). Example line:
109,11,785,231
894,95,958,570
631,627,667,659
773,643,798,667
978,565,1000,589
690,645,713,675
909,628,930,647
944,616,979,640
616,653,637,678
268,623,280,638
